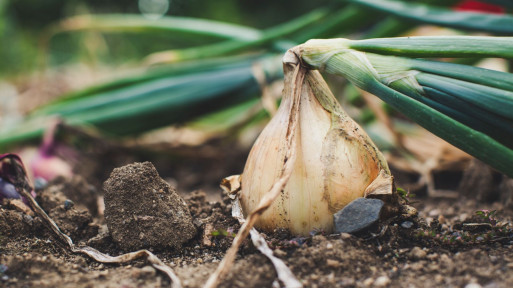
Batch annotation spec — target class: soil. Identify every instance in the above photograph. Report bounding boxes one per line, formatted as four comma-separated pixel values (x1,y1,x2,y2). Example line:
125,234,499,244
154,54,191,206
1,143,513,288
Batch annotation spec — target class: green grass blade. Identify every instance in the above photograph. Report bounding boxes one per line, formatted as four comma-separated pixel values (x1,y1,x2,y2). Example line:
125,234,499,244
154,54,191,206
61,70,259,134
420,86,513,148
386,75,513,146
366,53,513,93
407,87,510,147
407,58,513,92
39,67,254,118
0,54,283,148
364,17,411,39
347,36,513,58
416,73,513,120
348,0,513,34
367,52,513,146
148,3,382,63
369,78,513,177
32,54,265,116
0,70,256,145
372,78,513,177
54,14,262,41
362,0,465,38
150,7,332,62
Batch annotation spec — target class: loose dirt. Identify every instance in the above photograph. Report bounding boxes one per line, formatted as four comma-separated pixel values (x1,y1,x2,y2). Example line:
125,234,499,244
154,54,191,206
1,145,512,288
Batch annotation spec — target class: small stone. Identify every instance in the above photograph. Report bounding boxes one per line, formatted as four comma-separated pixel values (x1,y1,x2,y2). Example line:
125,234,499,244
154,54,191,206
401,221,414,229
34,177,48,190
465,284,482,288
333,198,384,234
64,199,75,210
0,264,8,274
326,259,340,268
429,209,441,217
140,266,156,278
338,278,355,286
374,276,391,287
401,205,417,218
409,262,423,271
435,274,444,284
22,214,33,224
340,233,352,239
363,277,374,287
409,247,427,260
193,218,204,228
440,254,452,265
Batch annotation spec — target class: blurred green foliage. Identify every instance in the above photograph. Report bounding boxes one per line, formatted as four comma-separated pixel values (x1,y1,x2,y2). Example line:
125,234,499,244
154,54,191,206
0,0,330,78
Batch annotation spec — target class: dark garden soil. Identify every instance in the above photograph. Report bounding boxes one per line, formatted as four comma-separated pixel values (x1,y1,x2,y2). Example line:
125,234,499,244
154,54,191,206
1,141,513,288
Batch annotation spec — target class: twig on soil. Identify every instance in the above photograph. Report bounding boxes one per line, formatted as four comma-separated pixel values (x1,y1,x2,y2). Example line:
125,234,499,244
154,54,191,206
18,183,182,288
204,63,305,288
3,152,182,288
232,192,302,287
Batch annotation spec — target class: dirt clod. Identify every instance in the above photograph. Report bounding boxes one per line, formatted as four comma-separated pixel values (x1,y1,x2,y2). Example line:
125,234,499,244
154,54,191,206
103,162,196,250
2,143,513,288
409,246,427,260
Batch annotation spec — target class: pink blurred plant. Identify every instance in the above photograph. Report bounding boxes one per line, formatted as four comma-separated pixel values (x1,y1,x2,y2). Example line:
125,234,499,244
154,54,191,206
29,120,73,181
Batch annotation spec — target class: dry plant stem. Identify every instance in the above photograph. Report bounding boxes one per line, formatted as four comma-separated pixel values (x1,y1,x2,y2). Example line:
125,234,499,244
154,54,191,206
204,62,305,288
16,184,182,288
252,62,278,116
230,196,302,287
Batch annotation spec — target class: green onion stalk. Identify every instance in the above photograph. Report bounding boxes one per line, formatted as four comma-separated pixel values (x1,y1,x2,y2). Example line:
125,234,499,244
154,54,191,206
295,36,513,177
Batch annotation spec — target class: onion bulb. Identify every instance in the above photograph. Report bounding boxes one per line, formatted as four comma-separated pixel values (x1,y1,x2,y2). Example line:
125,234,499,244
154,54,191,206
239,49,393,236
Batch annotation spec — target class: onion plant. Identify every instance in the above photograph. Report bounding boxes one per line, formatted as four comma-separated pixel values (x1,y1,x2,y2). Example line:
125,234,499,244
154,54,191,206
207,34,513,287
2,0,513,180
298,36,513,177
2,2,513,286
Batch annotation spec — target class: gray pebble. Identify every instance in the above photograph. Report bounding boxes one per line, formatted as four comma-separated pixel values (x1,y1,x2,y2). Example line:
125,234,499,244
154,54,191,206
64,199,75,210
333,198,384,234
34,177,48,190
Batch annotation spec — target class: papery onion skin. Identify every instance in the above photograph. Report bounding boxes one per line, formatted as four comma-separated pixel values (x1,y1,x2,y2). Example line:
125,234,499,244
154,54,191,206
240,52,390,236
